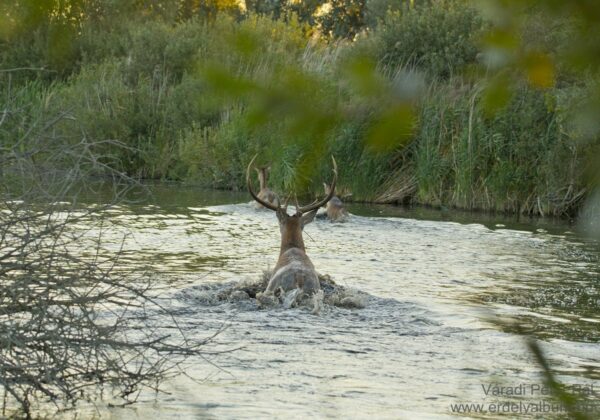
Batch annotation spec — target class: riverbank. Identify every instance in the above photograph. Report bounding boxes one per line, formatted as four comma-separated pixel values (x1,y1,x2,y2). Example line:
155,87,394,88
1,2,592,218
100,179,585,230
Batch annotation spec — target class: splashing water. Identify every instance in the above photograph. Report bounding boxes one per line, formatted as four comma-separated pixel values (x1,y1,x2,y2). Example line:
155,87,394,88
180,271,367,313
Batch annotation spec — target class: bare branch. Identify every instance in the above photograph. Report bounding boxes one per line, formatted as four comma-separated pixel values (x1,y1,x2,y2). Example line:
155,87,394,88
1,98,220,417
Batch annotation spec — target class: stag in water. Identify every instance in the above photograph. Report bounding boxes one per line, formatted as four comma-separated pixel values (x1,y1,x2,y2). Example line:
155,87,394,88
323,182,348,222
253,164,278,209
247,155,338,301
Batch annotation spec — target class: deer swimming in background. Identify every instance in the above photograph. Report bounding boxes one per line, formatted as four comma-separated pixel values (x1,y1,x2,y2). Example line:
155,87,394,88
247,155,338,301
254,164,278,209
323,182,348,222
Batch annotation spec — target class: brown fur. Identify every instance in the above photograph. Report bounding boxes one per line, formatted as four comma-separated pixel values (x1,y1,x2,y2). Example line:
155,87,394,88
255,167,278,209
323,183,348,222
264,209,320,295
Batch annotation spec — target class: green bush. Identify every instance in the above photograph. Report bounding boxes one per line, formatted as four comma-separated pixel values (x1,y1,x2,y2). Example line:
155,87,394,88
359,0,484,79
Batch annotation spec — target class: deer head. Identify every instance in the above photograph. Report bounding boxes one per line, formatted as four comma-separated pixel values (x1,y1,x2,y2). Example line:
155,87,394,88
323,182,348,221
247,155,337,238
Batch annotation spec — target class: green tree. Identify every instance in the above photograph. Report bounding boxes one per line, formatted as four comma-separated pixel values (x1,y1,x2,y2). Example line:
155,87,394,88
317,0,366,39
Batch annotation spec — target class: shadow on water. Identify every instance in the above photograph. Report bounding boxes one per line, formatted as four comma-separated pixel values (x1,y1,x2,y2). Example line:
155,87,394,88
347,201,586,238
78,179,250,210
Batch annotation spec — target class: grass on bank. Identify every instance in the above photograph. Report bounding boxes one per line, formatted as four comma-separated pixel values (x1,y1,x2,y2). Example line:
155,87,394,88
0,1,593,217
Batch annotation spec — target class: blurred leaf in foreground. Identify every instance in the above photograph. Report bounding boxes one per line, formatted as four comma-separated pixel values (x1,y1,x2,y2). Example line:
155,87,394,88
199,29,417,191
481,73,513,117
366,104,415,153
522,51,555,89
476,0,600,236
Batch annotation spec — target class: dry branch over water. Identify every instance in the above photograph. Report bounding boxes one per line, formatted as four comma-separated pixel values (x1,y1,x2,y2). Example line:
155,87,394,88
0,107,216,417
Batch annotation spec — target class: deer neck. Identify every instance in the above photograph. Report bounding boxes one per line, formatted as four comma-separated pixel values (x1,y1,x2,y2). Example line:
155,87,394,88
280,227,305,253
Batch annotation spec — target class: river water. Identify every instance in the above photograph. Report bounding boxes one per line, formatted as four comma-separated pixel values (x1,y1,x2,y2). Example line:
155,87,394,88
85,184,598,418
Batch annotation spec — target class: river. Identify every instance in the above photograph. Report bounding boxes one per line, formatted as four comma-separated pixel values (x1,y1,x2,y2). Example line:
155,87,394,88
81,183,599,418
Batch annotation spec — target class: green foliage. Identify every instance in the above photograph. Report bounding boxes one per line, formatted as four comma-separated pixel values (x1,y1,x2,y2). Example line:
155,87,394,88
475,0,600,225
317,0,366,39
364,0,406,28
0,0,596,217
244,0,367,39
357,0,484,79
0,80,48,150
412,81,582,215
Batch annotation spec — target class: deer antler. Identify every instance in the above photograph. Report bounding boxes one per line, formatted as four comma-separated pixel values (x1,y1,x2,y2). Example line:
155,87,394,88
247,154,281,212
297,156,338,214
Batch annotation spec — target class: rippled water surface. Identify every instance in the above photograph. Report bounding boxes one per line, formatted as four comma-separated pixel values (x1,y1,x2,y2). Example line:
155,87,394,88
86,184,599,418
